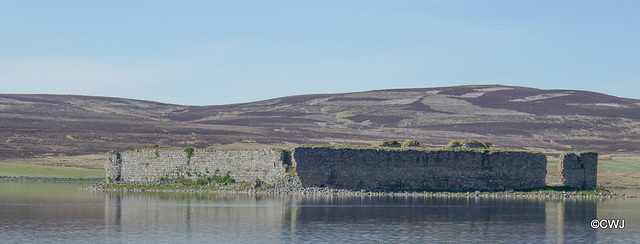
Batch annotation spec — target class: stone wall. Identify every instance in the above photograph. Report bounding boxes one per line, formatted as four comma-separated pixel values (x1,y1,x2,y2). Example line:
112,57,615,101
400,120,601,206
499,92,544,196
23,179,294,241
106,148,289,184
291,146,548,191
560,152,598,189
105,151,122,182
106,146,552,191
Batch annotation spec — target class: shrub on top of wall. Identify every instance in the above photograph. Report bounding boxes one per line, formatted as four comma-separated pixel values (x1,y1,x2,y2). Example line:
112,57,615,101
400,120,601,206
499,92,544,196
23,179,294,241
402,140,422,148
483,142,493,148
446,140,488,149
379,140,401,148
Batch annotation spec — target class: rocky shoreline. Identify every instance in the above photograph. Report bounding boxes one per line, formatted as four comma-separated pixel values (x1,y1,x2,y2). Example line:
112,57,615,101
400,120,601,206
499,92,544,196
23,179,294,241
84,182,632,199
2,175,629,199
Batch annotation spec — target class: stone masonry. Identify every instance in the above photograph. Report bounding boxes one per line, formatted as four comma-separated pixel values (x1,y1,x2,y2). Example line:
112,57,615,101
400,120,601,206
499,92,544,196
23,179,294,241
560,152,598,189
292,146,548,191
106,151,122,182
106,146,598,190
106,148,289,184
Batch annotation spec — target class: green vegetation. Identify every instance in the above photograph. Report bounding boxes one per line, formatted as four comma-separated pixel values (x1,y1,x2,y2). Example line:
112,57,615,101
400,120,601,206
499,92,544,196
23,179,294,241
157,167,236,188
105,166,249,190
551,153,640,174
285,165,296,175
184,147,194,164
0,162,105,178
599,155,640,173
184,147,195,157
271,148,290,153
102,181,252,191
547,155,640,188
379,140,401,147
445,139,488,149
402,140,421,148
547,159,559,172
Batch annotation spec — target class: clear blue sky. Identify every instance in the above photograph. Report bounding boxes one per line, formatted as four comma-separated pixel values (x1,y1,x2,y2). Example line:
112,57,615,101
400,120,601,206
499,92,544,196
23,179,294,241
1,0,639,105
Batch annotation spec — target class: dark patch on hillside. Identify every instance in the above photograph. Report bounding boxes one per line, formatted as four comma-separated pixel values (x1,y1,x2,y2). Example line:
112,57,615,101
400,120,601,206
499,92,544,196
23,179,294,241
437,87,478,96
404,99,439,112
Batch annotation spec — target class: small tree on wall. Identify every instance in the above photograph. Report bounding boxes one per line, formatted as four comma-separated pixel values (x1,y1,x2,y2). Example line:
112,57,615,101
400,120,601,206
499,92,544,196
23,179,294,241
184,147,194,164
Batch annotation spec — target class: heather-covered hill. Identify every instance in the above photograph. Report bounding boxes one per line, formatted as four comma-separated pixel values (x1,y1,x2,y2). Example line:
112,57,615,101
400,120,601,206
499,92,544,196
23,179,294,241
1,85,639,160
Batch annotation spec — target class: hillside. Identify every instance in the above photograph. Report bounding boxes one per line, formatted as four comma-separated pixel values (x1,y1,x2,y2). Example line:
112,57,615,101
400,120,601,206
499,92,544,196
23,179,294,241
1,85,639,161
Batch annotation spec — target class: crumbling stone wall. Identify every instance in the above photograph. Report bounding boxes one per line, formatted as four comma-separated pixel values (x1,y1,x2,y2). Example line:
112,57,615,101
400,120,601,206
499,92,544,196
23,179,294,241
106,146,550,191
105,151,122,182
292,146,547,191
560,152,598,189
105,148,289,184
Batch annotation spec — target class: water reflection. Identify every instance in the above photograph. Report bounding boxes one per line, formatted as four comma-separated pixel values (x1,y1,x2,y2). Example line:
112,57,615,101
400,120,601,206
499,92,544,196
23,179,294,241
102,192,605,242
545,199,598,243
1,183,638,243
104,192,298,243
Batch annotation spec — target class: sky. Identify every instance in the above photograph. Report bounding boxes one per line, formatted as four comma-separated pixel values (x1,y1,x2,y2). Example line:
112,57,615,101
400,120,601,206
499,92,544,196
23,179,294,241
1,0,639,105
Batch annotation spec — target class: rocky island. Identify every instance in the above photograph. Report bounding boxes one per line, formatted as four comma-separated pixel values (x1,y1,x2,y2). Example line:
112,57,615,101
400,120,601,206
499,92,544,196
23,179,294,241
88,140,618,198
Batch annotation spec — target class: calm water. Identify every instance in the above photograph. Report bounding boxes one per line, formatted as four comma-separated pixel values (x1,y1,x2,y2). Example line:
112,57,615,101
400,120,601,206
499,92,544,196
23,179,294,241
1,183,639,243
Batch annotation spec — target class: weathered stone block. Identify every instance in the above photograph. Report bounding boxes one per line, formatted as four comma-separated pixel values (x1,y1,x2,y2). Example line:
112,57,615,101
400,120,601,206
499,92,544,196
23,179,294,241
292,146,547,191
111,148,289,184
105,151,122,182
560,152,598,189
580,152,598,189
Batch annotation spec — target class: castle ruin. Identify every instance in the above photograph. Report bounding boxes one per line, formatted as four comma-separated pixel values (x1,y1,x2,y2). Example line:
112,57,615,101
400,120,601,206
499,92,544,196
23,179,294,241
105,145,598,191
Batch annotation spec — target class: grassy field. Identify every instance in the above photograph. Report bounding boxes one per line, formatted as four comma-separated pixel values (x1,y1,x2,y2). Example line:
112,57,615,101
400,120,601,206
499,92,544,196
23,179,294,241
599,156,640,173
0,162,105,178
597,155,640,189
547,155,640,189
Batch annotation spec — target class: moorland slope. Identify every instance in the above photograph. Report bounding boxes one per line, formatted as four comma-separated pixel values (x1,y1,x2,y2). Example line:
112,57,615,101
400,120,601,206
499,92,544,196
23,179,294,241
2,85,639,162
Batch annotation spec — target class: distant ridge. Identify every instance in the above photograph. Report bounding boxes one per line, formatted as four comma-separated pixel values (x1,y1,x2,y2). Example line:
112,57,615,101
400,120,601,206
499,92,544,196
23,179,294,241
1,84,639,160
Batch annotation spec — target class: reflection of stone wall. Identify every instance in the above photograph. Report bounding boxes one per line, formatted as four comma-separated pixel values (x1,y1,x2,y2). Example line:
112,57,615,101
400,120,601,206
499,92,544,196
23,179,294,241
544,199,598,242
560,152,598,189
292,146,547,191
106,149,288,184
103,193,292,242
